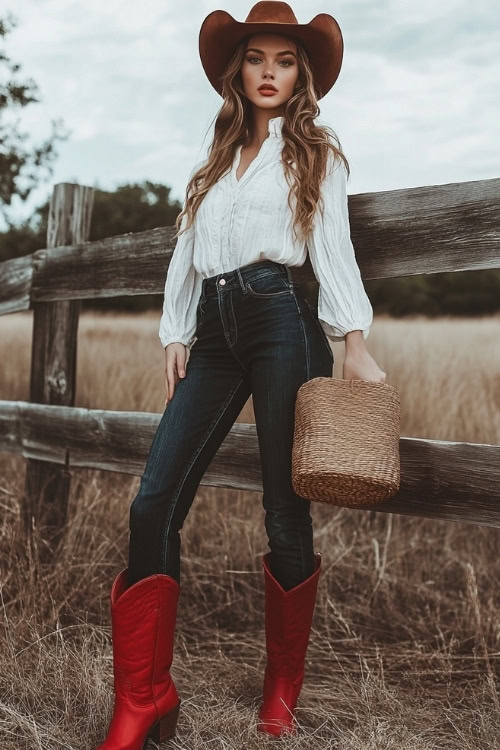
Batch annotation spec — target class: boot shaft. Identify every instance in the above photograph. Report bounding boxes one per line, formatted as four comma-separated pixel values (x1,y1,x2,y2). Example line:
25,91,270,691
110,569,180,704
262,552,321,680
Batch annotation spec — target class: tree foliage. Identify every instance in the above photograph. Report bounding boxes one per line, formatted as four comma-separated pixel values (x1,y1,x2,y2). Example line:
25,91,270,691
0,12,69,226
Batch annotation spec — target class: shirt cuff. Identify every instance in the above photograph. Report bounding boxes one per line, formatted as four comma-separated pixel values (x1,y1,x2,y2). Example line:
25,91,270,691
159,332,197,349
321,319,371,343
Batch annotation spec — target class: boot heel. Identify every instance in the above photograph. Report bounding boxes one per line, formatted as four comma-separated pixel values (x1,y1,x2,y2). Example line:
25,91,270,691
149,701,181,742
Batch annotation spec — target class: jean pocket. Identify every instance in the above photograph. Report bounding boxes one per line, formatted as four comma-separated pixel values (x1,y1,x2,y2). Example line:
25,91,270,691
245,274,291,298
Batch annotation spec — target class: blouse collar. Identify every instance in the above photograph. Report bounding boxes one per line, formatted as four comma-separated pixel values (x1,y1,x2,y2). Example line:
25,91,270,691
229,116,284,187
267,116,284,138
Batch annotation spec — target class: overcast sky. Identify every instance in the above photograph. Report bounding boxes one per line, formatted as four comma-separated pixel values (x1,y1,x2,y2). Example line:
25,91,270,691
3,0,499,230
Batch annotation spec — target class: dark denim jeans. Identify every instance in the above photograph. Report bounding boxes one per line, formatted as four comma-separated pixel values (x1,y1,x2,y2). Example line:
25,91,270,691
127,259,334,591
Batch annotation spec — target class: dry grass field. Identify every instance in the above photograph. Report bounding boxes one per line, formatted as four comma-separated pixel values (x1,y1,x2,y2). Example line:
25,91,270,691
1,310,499,749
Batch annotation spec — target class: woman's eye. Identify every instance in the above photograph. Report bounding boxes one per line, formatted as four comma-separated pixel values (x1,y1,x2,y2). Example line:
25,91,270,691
246,57,294,67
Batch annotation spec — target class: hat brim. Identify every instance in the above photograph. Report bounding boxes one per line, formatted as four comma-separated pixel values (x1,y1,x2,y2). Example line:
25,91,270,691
199,10,343,100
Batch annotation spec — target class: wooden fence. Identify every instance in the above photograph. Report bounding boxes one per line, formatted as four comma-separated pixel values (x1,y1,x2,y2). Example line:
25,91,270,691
1,177,499,556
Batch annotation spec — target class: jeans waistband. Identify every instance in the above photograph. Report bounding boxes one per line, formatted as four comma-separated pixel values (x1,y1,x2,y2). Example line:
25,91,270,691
201,259,292,298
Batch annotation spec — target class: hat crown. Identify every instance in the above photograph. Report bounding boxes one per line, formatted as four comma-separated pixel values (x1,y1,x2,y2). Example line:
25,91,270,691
245,1,298,25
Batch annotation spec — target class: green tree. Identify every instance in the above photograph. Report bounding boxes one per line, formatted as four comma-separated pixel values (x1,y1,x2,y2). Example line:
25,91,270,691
0,180,183,312
87,182,181,242
364,270,500,318
0,12,69,227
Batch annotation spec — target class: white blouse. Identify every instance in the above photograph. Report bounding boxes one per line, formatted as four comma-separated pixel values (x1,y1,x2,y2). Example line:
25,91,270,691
159,115,373,349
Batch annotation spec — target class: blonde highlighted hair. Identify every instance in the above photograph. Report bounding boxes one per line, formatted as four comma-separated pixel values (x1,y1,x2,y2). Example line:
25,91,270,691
175,34,350,245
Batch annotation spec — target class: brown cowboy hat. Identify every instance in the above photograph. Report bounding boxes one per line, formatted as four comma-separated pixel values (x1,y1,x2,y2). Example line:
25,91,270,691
199,0,344,100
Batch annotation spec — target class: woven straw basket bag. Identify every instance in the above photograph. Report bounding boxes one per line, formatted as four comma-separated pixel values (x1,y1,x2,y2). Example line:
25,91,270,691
292,377,401,506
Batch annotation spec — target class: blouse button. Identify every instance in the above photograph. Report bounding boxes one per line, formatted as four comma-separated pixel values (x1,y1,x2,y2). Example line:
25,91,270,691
219,278,226,285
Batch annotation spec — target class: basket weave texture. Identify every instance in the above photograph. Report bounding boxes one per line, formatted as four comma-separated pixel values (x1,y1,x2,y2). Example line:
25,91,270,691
292,377,401,506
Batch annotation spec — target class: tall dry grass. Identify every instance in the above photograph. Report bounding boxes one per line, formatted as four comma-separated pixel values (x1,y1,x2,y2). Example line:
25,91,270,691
1,310,499,749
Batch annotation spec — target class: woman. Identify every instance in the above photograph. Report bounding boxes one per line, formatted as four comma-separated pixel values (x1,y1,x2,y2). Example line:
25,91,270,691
95,2,386,748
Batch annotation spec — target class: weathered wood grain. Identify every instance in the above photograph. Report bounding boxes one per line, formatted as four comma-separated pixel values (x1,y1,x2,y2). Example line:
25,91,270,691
23,183,94,551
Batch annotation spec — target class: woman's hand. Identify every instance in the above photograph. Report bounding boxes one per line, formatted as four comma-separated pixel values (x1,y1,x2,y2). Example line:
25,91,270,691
343,330,386,383
164,343,190,407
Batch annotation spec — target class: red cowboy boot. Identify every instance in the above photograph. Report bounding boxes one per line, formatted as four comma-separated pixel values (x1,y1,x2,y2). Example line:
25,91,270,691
95,568,181,749
257,552,322,737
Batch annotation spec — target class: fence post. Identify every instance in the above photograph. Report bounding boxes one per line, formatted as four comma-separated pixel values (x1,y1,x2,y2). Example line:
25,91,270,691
23,182,94,559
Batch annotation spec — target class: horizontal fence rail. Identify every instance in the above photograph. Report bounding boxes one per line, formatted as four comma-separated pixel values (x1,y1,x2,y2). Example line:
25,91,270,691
1,400,500,528
1,176,500,315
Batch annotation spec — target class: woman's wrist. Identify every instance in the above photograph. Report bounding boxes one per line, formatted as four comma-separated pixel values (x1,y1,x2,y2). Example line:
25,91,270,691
345,329,365,348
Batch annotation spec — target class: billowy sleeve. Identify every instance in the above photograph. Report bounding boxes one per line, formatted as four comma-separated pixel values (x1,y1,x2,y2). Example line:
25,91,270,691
306,154,373,342
158,162,204,349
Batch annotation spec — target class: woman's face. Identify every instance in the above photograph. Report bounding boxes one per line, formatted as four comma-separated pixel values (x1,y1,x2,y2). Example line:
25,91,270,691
240,33,299,112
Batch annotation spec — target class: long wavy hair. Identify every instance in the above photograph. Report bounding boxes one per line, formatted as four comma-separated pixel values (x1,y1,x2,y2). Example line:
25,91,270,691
174,33,350,245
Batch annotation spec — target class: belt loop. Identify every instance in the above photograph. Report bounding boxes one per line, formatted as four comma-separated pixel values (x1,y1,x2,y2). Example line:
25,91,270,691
236,267,246,293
